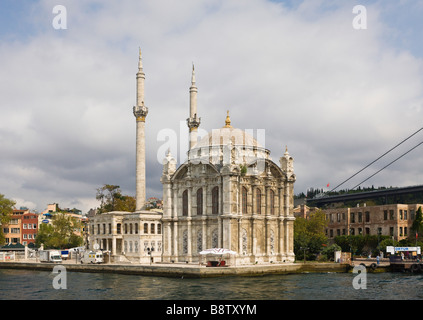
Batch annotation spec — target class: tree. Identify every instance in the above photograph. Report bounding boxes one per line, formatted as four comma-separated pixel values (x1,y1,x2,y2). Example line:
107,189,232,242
0,194,16,245
294,209,328,261
96,184,136,213
35,213,83,249
411,206,423,240
320,243,342,261
334,234,390,257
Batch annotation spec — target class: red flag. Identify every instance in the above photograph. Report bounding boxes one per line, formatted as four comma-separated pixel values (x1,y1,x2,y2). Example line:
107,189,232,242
327,183,330,187
416,232,418,239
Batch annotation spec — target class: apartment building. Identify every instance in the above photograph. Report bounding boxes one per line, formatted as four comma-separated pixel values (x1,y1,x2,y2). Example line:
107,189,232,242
21,212,38,246
324,203,423,242
2,208,38,245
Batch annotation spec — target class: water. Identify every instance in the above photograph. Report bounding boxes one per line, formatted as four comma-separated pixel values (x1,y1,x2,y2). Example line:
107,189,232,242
1,268,423,300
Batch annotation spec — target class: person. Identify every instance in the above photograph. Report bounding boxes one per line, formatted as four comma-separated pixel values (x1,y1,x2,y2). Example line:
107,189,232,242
376,255,380,265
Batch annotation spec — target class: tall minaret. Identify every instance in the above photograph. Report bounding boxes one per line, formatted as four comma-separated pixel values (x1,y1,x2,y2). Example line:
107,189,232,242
133,48,148,211
187,64,200,149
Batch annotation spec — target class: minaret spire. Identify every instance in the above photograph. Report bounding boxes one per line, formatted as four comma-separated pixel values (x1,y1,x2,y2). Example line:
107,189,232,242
133,48,148,211
187,63,201,149
136,48,145,108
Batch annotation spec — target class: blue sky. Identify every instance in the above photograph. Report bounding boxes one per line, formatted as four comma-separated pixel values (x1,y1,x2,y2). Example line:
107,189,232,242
1,0,423,212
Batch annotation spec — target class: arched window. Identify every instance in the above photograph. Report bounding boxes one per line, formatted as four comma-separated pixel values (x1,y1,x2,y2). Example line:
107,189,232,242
151,224,155,234
157,223,162,234
212,187,219,215
182,190,188,216
269,189,275,215
143,223,148,234
135,223,138,234
197,188,203,215
242,187,248,214
256,188,262,214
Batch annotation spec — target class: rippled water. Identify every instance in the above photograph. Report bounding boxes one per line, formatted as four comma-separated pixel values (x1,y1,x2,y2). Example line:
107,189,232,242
1,268,422,300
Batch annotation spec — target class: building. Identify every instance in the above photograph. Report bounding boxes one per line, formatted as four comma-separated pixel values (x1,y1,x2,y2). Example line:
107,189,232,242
88,50,296,265
87,49,162,263
293,204,319,219
21,211,38,246
324,203,423,242
2,208,38,246
88,211,162,263
38,203,85,238
161,67,296,265
2,209,26,245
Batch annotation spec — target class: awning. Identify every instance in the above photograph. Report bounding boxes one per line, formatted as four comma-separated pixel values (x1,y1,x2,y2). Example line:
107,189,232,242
199,248,237,255
0,243,25,251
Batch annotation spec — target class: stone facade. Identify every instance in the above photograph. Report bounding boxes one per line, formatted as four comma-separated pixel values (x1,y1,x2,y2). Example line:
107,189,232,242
324,203,423,242
88,51,296,265
161,68,296,265
88,211,162,263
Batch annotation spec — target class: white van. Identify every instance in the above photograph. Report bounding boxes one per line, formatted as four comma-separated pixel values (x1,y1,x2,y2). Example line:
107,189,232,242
39,250,62,263
80,251,103,264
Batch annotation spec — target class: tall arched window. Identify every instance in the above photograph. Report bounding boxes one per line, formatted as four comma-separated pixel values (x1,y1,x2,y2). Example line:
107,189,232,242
256,188,262,214
269,189,275,215
182,189,188,216
212,187,219,215
242,187,248,214
197,188,203,215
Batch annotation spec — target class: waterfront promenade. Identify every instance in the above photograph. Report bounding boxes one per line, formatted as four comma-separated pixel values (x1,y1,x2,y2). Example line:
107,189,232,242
0,260,351,278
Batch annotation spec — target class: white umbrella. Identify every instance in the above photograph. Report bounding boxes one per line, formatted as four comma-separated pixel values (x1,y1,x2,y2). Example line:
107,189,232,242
199,248,237,255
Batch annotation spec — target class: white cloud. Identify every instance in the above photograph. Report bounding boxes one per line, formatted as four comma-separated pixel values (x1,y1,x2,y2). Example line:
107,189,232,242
1,0,423,212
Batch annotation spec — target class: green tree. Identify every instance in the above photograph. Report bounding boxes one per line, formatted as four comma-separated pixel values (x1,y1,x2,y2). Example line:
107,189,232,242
320,243,342,261
0,194,16,245
411,206,423,240
294,209,328,261
35,213,83,249
96,184,136,213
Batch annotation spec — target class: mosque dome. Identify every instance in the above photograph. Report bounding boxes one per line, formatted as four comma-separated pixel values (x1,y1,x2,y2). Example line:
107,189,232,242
188,111,271,165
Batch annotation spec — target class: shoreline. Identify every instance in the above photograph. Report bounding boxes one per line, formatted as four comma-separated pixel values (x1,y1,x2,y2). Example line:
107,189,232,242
0,260,355,278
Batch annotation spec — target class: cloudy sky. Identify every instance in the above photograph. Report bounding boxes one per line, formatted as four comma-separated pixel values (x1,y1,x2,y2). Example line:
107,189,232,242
1,0,423,213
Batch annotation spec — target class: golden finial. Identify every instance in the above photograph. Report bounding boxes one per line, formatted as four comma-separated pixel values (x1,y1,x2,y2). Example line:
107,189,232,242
224,110,232,128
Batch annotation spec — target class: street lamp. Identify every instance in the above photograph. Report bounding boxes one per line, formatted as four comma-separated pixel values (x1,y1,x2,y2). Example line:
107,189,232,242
300,247,308,264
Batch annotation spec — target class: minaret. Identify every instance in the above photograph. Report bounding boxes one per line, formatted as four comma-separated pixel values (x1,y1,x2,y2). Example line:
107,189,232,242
187,64,200,149
133,48,148,211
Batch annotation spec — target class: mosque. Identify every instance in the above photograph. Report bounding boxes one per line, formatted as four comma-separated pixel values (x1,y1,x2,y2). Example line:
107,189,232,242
88,50,296,265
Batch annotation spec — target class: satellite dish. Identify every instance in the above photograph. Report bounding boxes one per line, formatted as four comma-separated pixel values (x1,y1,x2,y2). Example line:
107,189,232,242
93,243,99,250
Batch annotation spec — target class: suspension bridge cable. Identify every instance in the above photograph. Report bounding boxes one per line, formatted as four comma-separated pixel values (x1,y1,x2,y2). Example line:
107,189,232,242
351,140,423,190
329,125,423,192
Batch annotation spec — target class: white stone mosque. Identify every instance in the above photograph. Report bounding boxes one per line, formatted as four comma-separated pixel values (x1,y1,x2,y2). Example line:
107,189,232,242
88,50,296,265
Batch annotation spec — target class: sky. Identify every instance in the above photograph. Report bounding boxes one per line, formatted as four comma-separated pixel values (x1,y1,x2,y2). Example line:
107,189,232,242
2,0,423,214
